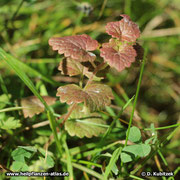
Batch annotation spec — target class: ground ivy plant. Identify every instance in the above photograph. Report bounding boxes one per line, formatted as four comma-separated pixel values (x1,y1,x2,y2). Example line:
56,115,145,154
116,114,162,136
47,14,141,138
1,15,142,139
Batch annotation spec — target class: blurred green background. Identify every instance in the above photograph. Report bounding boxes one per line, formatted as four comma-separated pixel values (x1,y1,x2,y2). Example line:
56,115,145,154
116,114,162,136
0,0,180,178
1,0,179,127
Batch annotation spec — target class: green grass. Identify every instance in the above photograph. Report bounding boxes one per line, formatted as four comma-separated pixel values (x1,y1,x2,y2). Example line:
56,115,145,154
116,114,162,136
0,0,180,179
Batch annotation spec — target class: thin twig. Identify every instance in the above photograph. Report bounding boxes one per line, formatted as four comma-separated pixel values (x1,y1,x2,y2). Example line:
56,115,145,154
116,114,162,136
141,27,180,38
0,164,13,172
84,62,106,89
25,120,50,130
60,103,77,127
52,75,88,84
142,14,167,33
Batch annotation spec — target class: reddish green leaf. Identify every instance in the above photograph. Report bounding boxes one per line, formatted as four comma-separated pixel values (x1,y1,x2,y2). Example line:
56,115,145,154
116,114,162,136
56,83,114,112
65,105,106,138
58,58,102,81
49,34,98,62
106,14,140,42
100,39,137,72
21,96,56,118
59,58,84,76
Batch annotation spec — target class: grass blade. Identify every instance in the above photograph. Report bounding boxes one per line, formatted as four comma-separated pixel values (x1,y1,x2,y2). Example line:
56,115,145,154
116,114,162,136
62,134,73,180
0,47,49,109
61,159,103,179
120,48,147,168
104,147,122,179
124,48,147,146
0,47,62,155
102,95,135,141
0,48,57,85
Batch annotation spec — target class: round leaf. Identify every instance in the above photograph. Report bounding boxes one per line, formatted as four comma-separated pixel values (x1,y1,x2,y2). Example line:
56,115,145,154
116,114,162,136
120,152,134,163
128,126,142,143
122,144,151,158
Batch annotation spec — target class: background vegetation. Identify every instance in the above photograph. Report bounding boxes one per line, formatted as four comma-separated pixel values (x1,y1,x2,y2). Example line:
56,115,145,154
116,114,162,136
0,0,179,179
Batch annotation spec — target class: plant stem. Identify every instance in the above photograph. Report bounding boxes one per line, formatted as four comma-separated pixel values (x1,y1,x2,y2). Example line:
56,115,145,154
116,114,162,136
59,62,106,127
121,48,147,168
47,111,63,155
84,62,106,89
60,103,77,127
124,49,147,147
144,123,180,131
61,159,104,179
158,149,168,166
79,74,83,88
101,95,135,142
124,0,131,16
0,107,24,113
71,159,102,168
129,175,145,180
62,134,73,179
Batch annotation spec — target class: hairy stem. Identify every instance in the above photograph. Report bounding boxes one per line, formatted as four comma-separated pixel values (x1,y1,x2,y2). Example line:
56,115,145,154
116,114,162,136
84,62,106,89
79,73,84,88
60,103,77,127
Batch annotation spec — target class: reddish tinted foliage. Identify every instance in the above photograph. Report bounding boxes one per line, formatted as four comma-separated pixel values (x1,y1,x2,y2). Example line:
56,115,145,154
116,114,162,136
106,14,140,42
59,58,103,80
100,39,137,72
21,96,56,118
49,34,98,62
56,84,84,105
58,58,85,76
47,14,143,137
56,83,114,112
